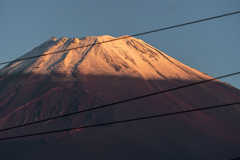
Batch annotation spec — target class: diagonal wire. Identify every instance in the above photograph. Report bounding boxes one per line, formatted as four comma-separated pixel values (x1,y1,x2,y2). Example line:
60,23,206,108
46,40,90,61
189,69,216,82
0,11,240,66
0,71,239,132
0,101,239,141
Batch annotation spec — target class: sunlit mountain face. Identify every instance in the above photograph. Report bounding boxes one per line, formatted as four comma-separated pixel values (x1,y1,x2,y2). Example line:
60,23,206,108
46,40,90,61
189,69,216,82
0,36,240,160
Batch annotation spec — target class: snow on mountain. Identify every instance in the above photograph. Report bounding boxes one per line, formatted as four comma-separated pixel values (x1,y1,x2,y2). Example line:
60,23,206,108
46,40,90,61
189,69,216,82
0,35,209,81
0,35,240,160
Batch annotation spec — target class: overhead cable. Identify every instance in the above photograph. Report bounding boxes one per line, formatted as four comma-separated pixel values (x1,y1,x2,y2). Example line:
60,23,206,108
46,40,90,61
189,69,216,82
0,101,239,141
0,11,240,66
0,71,239,132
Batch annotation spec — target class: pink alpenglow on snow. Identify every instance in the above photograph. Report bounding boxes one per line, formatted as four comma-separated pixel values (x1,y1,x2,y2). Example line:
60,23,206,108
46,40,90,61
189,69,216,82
0,35,240,160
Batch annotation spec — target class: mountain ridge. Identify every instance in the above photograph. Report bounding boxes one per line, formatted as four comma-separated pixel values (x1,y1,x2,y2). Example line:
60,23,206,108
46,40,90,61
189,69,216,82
0,35,240,160
1,35,210,82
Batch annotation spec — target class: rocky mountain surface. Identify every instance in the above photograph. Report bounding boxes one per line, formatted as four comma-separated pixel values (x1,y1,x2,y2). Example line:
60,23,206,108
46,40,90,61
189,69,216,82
0,35,239,160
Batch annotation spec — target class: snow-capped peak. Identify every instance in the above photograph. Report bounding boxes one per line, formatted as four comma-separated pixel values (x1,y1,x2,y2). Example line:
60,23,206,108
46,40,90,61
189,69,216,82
0,35,211,81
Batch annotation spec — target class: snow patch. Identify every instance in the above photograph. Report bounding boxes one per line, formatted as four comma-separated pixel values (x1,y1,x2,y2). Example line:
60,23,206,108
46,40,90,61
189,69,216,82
0,35,212,81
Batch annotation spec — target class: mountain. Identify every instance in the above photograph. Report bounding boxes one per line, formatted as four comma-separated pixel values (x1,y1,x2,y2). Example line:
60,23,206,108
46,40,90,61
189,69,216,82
0,35,240,160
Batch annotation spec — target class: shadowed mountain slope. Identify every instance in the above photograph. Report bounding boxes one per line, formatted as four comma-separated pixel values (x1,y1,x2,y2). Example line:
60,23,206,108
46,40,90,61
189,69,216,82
0,36,240,160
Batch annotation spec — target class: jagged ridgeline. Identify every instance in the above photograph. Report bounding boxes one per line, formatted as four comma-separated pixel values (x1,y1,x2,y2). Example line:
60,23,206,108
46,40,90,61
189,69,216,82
0,36,240,160
0,35,208,80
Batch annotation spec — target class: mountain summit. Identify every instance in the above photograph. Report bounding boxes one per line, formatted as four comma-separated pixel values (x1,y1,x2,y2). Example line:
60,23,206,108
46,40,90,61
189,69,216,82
1,35,208,81
0,36,240,160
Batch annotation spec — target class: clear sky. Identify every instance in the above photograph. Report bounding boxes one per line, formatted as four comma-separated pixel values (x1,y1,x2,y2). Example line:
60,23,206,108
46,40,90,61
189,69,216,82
0,0,240,89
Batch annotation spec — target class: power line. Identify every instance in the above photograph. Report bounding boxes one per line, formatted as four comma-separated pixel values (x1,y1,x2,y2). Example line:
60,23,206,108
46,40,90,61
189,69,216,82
0,71,239,133
0,10,239,140
0,101,239,141
0,11,240,66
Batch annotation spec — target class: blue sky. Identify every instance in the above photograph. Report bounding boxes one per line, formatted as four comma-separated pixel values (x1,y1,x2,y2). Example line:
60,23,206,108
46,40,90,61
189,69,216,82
0,0,240,89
